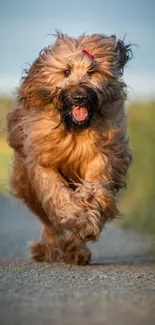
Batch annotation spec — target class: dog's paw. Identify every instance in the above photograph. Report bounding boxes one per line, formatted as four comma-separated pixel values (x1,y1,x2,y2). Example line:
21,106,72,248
29,241,64,263
64,246,91,265
61,214,100,242
77,216,100,242
29,241,49,262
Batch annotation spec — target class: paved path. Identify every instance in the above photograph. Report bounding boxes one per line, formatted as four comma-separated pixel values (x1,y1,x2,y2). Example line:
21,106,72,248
0,196,155,325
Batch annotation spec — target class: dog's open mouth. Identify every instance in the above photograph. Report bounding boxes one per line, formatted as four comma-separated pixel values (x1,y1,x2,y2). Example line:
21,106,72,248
72,106,88,123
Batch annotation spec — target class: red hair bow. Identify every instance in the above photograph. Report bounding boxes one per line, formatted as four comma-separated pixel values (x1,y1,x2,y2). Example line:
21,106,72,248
82,49,94,60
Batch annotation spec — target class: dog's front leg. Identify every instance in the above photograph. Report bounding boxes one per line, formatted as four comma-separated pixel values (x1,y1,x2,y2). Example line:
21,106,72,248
62,156,119,242
32,165,84,227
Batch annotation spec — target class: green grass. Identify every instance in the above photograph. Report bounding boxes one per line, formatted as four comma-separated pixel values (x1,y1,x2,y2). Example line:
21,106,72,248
0,97,13,193
0,138,12,193
0,96,12,136
119,101,155,251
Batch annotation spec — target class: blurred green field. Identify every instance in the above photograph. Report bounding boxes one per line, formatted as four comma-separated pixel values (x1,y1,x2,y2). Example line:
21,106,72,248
0,97,155,244
0,138,12,192
119,100,155,243
0,97,13,193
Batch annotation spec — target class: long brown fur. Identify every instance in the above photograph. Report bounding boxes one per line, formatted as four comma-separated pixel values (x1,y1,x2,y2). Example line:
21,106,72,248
6,32,132,265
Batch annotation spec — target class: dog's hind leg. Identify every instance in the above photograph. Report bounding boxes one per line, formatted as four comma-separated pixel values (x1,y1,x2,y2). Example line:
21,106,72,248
9,154,65,263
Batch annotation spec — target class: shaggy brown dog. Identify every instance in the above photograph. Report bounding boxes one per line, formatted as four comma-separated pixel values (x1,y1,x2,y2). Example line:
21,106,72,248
6,32,132,265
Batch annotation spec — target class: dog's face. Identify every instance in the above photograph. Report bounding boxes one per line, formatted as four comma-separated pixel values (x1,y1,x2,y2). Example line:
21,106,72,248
59,83,98,131
20,33,132,132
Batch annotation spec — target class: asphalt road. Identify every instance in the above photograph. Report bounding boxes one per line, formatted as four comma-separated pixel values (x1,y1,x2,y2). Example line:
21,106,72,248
0,195,155,325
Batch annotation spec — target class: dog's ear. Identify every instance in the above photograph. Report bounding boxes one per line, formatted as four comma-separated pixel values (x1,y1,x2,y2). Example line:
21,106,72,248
111,35,133,77
18,58,40,108
18,56,53,109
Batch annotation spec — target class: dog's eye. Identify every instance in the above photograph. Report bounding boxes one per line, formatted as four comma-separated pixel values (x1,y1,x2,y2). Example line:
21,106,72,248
64,69,71,77
87,70,95,77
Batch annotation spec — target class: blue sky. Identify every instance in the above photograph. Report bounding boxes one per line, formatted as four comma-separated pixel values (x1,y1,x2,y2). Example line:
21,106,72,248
0,0,154,99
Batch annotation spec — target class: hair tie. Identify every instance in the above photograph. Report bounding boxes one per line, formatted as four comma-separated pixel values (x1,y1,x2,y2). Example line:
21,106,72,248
82,49,94,60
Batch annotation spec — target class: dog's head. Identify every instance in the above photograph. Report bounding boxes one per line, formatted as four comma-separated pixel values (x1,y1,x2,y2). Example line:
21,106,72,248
19,32,132,132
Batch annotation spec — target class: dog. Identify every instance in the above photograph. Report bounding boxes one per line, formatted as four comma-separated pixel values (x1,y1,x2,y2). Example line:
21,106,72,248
6,32,132,265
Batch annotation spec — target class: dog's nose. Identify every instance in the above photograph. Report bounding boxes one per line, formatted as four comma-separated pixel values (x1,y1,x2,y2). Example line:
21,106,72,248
72,93,88,104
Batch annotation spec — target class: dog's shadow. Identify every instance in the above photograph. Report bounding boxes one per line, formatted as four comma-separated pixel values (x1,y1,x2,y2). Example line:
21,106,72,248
89,256,155,266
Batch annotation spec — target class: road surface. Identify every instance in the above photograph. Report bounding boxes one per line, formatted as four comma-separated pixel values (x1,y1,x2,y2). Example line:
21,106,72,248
0,195,155,325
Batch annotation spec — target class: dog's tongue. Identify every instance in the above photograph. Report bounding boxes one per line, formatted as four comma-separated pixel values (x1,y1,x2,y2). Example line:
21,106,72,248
72,106,88,122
